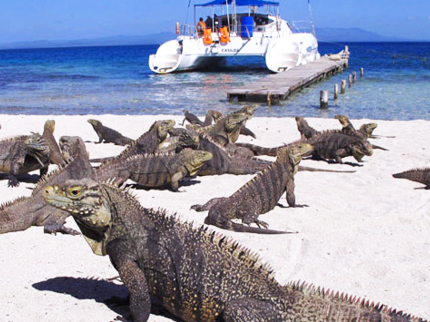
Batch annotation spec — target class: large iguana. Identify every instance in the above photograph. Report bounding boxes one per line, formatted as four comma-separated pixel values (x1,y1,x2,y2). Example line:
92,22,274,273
0,136,93,234
42,120,66,165
42,178,426,322
393,168,430,189
95,149,213,192
191,144,313,233
305,130,373,165
0,133,50,187
87,119,134,146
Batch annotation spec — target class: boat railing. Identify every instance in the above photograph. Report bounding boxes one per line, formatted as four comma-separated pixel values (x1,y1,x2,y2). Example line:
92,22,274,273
179,24,197,38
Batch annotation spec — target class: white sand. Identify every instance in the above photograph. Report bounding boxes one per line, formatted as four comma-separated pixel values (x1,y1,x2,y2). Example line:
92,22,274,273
0,114,429,321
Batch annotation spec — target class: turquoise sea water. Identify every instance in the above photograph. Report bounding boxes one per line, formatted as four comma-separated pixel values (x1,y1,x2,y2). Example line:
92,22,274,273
0,42,429,120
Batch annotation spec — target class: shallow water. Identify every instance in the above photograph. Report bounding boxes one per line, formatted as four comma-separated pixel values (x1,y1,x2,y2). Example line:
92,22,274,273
0,42,429,120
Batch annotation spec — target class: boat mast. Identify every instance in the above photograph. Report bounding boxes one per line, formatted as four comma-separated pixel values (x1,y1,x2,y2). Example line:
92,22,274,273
232,0,237,33
307,0,316,36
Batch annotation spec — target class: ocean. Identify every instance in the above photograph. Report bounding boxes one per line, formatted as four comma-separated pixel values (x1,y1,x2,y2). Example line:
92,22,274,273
0,42,429,120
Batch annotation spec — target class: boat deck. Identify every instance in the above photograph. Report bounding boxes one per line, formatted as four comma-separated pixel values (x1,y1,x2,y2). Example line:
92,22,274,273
227,52,349,104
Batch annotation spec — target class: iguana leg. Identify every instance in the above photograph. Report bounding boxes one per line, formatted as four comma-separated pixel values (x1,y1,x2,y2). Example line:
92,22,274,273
254,219,269,229
222,297,279,322
170,172,182,192
43,212,80,235
5,174,19,187
108,240,151,322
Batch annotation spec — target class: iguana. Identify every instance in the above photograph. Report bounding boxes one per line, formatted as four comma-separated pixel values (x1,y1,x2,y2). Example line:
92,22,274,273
182,107,257,139
42,120,66,165
179,132,272,176
305,130,373,165
89,119,175,163
88,119,134,146
0,133,50,187
181,109,205,126
0,136,93,234
393,168,430,189
191,144,313,234
335,115,388,151
42,178,426,322
95,149,213,192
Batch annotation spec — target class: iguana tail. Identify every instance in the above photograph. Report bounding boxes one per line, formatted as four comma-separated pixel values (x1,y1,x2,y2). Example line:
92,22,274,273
298,166,356,173
204,216,295,234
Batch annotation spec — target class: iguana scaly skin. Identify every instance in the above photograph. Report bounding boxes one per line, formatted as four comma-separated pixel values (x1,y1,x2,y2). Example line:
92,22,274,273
96,149,212,191
393,168,430,189
88,119,134,146
0,136,93,234
0,133,50,187
42,120,66,165
43,178,426,322
191,144,313,234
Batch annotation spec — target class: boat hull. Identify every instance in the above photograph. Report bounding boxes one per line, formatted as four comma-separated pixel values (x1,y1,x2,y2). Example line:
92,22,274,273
149,16,319,74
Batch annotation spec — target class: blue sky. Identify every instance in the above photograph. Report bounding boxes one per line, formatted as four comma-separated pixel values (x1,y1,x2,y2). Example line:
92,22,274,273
1,0,429,43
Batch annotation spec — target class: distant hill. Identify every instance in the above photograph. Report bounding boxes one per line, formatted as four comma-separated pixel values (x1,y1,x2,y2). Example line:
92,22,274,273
0,27,408,50
0,32,176,50
316,27,404,42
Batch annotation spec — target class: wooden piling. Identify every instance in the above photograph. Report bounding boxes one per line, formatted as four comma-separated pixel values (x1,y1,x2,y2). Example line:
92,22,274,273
334,84,339,100
348,75,352,88
320,90,329,109
341,80,346,94
352,71,357,83
360,67,364,77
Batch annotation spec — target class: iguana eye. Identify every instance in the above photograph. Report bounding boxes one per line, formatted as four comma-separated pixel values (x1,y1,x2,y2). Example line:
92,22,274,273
67,186,83,198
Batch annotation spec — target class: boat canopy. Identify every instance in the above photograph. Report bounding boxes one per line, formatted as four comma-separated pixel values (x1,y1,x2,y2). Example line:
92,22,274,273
195,0,279,8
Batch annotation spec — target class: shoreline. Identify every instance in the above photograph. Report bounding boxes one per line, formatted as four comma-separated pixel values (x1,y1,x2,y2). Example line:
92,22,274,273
0,115,429,321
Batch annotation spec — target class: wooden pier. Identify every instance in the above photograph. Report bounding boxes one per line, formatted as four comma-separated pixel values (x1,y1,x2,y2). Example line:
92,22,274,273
227,50,349,104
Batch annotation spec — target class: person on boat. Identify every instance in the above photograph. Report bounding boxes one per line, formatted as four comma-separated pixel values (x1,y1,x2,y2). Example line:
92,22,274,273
196,17,206,37
205,16,213,31
214,14,221,32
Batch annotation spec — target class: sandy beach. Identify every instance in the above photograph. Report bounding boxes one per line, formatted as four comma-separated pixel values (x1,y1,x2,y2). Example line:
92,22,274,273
0,114,429,321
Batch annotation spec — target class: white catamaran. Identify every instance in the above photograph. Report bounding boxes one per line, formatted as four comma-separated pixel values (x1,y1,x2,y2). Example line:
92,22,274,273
149,0,320,74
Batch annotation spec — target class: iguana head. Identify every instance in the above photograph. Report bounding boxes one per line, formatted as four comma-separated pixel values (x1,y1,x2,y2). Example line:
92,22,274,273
155,119,176,143
236,104,259,117
284,143,313,174
352,141,373,162
180,149,213,176
359,123,378,138
335,114,352,127
59,136,89,160
87,119,102,129
42,178,112,256
43,120,56,134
